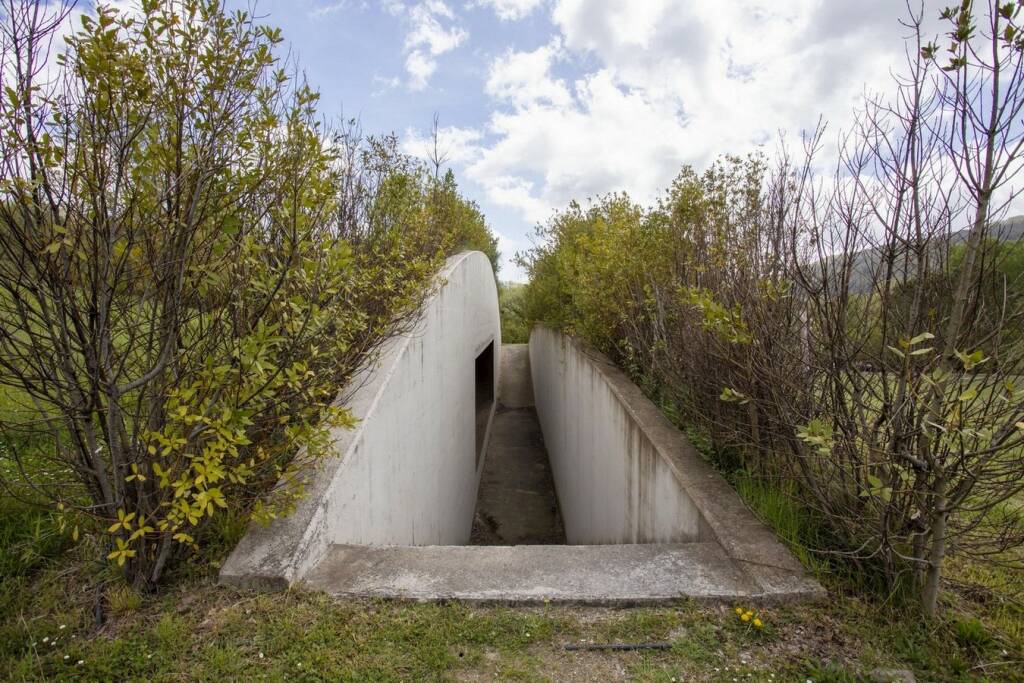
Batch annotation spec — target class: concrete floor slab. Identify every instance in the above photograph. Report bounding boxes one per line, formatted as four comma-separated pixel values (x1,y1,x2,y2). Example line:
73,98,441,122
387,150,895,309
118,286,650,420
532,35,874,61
471,406,565,545
304,542,761,605
497,344,534,408
472,343,565,545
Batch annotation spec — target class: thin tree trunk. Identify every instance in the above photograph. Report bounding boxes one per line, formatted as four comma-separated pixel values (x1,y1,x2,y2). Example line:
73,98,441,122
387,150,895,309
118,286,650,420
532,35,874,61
922,476,947,616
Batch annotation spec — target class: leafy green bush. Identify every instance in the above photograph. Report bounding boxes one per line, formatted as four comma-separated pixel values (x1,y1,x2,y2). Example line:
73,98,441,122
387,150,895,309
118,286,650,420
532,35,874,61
498,282,529,343
0,0,495,587
521,2,1024,619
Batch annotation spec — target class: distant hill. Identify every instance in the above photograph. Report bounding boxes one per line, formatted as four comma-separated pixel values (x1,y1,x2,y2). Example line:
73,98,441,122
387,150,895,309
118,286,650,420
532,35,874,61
830,216,1024,294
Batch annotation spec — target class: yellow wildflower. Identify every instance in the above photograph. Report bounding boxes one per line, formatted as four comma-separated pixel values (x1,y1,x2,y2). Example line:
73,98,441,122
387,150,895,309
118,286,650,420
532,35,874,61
741,613,751,622
735,607,743,615
753,618,764,628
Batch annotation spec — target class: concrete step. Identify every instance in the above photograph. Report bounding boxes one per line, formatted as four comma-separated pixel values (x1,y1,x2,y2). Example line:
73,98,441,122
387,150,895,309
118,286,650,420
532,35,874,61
304,542,760,605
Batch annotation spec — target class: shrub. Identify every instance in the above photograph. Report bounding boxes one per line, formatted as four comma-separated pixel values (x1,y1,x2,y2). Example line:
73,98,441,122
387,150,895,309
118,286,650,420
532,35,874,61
0,0,495,587
521,3,1024,618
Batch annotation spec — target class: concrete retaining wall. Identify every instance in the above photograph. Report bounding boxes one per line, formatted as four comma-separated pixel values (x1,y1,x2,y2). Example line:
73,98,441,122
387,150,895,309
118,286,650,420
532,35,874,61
220,252,500,588
529,327,704,544
529,326,821,599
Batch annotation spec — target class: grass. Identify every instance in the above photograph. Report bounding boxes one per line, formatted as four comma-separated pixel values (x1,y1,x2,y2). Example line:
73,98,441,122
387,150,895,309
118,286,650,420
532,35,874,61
0,478,1020,682
1,564,1021,681
732,473,830,577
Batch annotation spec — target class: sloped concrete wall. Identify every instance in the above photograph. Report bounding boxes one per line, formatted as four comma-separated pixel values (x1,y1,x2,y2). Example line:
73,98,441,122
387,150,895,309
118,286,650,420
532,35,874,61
528,327,824,599
529,327,704,544
221,252,500,588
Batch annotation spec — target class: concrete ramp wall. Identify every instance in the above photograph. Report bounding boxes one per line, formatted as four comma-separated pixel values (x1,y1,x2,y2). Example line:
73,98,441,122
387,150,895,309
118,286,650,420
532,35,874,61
221,251,500,588
529,327,704,544
529,326,822,599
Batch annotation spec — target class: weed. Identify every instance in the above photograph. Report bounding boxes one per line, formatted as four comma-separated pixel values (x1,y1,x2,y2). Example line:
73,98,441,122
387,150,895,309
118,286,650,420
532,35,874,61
106,585,142,615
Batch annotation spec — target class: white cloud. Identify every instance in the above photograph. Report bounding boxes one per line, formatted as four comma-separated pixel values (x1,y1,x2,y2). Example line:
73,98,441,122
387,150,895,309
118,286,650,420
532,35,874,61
391,1,469,90
308,1,352,19
471,0,545,21
485,39,571,109
479,174,553,225
458,0,925,226
468,69,691,217
402,125,484,165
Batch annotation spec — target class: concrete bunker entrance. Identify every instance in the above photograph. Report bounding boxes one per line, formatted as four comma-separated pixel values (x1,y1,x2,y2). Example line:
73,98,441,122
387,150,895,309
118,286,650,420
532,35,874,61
474,340,495,468
467,339,709,550
220,253,822,604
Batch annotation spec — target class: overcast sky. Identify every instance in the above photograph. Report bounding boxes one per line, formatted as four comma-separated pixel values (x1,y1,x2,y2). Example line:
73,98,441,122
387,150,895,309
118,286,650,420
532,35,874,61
194,2,944,278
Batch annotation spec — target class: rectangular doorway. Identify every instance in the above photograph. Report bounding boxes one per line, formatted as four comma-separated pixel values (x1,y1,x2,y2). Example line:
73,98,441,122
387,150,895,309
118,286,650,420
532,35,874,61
475,341,495,467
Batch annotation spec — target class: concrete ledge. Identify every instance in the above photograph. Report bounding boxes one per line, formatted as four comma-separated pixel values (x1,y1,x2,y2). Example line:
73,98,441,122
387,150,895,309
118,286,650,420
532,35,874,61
305,543,766,605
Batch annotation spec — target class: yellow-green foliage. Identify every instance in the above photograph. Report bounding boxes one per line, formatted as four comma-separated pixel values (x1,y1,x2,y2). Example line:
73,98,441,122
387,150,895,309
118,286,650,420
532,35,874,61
498,282,529,343
521,194,672,356
521,156,764,361
0,0,496,585
522,143,1024,616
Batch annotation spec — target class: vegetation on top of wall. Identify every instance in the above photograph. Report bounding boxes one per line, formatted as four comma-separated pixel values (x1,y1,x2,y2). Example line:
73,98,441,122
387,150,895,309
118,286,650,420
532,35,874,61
520,1,1024,622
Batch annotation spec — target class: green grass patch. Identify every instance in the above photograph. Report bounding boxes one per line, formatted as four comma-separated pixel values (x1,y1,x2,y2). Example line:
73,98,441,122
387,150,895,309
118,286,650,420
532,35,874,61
0,569,1021,681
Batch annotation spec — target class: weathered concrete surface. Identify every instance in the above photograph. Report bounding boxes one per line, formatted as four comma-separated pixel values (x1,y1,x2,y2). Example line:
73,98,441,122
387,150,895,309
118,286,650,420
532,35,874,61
497,344,534,408
305,543,762,605
220,252,500,588
528,327,825,602
530,328,703,545
471,344,564,544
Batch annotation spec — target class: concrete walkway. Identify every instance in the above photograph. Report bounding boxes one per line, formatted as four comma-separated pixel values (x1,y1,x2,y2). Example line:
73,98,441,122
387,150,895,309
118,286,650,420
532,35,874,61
470,345,565,545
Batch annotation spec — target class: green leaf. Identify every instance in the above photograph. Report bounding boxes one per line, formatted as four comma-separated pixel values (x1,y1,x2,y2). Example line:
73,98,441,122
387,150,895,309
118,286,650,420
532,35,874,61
955,349,987,370
719,387,749,404
959,387,978,402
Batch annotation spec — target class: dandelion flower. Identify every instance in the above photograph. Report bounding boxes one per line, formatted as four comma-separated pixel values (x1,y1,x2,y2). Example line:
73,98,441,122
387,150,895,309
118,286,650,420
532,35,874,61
753,618,763,628
735,607,743,615
741,613,751,622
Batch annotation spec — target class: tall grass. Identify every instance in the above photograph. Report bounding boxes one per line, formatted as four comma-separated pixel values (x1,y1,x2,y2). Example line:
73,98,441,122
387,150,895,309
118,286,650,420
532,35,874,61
731,473,829,577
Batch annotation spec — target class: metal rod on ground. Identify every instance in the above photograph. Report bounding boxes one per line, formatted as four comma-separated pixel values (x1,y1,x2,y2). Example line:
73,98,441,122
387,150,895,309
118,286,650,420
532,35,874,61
564,643,672,652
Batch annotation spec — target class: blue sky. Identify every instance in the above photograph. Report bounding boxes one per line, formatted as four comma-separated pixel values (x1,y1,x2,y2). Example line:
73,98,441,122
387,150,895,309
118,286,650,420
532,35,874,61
97,1,949,279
